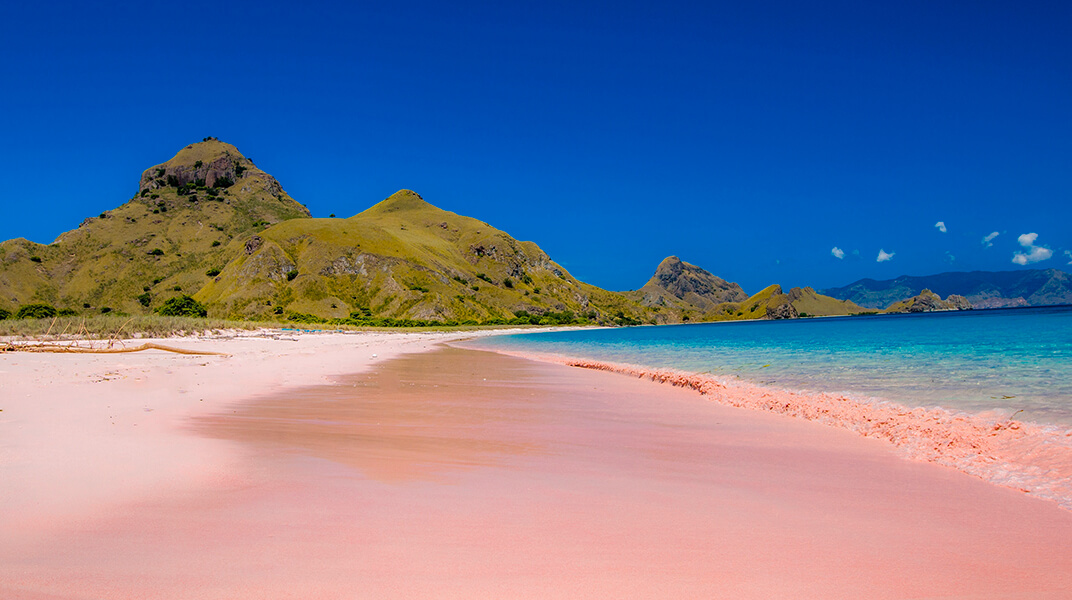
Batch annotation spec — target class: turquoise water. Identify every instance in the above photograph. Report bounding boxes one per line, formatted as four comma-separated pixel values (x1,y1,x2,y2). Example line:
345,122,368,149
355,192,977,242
473,306,1072,427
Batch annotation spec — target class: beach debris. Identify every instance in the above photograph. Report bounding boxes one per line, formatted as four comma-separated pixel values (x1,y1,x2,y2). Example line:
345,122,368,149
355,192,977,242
0,342,229,356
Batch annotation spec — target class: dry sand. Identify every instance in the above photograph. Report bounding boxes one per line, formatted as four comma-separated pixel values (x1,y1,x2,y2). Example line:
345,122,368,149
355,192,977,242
1,331,1071,598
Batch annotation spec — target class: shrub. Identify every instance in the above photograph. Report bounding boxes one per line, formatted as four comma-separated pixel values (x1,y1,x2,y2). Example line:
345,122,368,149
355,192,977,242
15,303,58,319
149,249,164,256
286,270,298,281
211,240,221,247
172,285,182,291
100,307,112,314
476,273,493,284
152,278,163,284
205,268,221,277
287,312,323,324
58,308,78,317
194,160,203,169
213,176,234,188
83,303,91,308
155,167,165,177
503,278,513,288
274,306,284,315
136,292,151,307
156,295,207,317
0,308,10,320
234,164,247,177
29,256,42,263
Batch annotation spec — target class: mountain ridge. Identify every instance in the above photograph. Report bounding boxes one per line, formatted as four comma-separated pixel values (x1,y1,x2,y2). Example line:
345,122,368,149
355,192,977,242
821,269,1072,309
0,139,868,325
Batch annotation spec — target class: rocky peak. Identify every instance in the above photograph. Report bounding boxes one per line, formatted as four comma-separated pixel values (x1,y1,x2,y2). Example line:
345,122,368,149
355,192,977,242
646,256,747,304
138,139,253,192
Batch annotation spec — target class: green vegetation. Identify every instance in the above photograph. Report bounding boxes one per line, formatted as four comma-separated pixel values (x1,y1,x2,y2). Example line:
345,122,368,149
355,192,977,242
0,140,860,330
29,256,42,263
0,308,10,320
15,303,58,319
156,295,208,317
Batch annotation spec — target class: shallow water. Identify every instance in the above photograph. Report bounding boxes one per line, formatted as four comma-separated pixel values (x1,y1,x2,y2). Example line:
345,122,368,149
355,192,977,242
473,306,1072,427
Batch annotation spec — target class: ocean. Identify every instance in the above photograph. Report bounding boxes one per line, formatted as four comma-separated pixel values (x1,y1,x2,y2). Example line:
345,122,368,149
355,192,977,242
474,306,1072,427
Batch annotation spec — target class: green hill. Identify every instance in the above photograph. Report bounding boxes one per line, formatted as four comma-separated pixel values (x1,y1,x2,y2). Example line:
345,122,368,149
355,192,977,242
0,139,866,326
0,139,308,315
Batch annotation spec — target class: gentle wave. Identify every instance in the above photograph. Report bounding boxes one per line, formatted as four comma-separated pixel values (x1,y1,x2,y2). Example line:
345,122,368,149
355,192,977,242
490,348,1072,511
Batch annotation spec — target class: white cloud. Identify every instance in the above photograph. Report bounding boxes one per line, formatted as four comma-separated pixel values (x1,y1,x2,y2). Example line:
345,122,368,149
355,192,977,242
877,249,895,262
981,231,999,247
1012,232,1053,265
935,221,947,233
831,246,845,259
1065,250,1072,264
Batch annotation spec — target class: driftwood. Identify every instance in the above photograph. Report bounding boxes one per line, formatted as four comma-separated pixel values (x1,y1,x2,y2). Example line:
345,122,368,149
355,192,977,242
0,342,230,356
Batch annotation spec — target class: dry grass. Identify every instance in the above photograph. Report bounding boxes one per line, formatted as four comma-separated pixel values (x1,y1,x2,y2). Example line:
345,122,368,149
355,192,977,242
0,314,531,341
0,315,287,340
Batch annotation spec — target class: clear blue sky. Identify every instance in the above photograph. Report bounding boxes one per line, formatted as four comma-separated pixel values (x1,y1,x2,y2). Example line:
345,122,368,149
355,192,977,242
2,1,1069,293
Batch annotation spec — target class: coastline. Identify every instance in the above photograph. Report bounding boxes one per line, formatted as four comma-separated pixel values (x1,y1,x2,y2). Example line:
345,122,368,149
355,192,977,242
0,328,534,541
2,330,1071,598
465,344,1072,511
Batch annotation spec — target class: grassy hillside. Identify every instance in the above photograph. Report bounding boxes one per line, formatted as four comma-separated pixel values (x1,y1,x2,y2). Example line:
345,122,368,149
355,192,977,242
197,190,623,323
1,139,867,327
0,139,308,315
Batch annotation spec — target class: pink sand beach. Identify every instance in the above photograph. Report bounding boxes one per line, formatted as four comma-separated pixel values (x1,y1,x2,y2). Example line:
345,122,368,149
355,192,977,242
2,331,1071,599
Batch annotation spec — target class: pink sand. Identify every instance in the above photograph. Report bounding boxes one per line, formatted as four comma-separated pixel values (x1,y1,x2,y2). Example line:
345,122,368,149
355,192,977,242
2,336,1071,598
493,349,1072,510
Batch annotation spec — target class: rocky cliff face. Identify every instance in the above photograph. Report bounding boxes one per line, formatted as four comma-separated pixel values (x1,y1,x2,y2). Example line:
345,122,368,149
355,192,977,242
635,256,747,309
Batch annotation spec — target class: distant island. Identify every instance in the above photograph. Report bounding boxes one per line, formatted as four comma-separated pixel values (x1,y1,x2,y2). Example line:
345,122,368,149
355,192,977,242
1,140,1066,327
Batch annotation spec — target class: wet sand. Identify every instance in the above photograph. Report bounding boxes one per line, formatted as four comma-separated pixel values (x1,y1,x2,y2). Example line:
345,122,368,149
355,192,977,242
3,342,1072,598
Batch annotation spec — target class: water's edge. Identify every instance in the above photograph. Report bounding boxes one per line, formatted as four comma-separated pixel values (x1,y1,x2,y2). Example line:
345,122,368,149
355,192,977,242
466,343,1072,511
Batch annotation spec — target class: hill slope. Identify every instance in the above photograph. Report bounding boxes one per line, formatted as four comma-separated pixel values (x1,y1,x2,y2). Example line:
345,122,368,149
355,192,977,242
2,139,871,326
196,189,613,322
0,139,308,314
821,269,1072,309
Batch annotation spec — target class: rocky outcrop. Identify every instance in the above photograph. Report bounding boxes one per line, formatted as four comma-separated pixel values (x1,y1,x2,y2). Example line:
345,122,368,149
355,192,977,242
636,256,747,309
884,289,973,313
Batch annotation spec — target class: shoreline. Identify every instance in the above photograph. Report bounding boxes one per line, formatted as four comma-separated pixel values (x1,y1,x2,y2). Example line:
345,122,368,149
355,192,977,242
0,328,541,540
3,331,1072,598
461,344,1072,511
